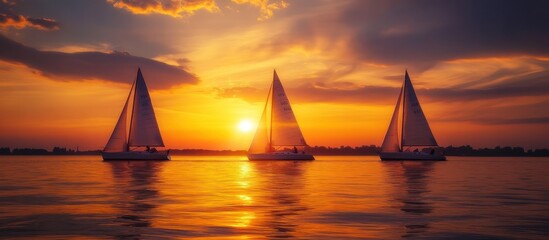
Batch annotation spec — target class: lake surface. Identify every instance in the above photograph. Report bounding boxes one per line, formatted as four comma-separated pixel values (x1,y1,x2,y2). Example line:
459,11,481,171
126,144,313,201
0,156,548,239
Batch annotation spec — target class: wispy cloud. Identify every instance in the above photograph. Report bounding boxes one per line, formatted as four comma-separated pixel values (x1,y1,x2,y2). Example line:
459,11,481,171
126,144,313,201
217,83,400,104
107,0,287,20
217,62,549,104
474,117,549,125
264,0,549,68
107,0,219,18
231,0,288,20
0,34,198,89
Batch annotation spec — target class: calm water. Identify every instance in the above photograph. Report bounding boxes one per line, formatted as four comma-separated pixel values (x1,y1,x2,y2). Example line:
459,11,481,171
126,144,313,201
0,156,548,239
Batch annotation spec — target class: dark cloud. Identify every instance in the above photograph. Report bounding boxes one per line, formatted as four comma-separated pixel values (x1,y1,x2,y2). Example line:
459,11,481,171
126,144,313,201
431,97,549,125
452,67,533,89
217,66,549,104
218,81,549,104
0,0,59,30
292,84,397,105
275,0,549,67
347,0,549,64
216,84,402,104
433,104,549,125
472,117,549,125
0,34,198,89
25,17,59,30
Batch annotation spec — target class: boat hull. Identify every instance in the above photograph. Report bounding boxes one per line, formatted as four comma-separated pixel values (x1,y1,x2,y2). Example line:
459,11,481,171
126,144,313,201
248,153,315,161
102,151,170,161
379,152,446,161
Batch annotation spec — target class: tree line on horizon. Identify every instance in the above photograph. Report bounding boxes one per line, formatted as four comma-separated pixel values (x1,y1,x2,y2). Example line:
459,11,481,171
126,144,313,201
1,145,548,157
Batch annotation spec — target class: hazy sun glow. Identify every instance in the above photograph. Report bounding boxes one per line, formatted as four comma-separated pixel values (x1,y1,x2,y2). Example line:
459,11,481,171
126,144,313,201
0,1,548,151
237,119,254,133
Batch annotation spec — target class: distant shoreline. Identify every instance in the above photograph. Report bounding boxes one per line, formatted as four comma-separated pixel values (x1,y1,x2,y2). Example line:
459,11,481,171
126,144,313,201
1,145,548,157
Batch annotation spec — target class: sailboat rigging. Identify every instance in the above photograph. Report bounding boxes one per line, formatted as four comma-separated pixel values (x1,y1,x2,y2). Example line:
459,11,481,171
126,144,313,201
102,68,170,161
379,70,446,161
247,70,314,160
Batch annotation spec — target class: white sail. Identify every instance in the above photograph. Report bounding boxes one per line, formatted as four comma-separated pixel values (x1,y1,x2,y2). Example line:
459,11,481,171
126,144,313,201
270,70,307,147
128,68,165,147
401,71,438,147
381,85,403,152
104,95,129,152
248,85,272,153
104,80,135,152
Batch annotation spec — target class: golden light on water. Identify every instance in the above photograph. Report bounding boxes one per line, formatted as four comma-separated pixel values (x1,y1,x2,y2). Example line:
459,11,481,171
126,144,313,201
232,211,256,228
238,194,253,205
0,0,548,239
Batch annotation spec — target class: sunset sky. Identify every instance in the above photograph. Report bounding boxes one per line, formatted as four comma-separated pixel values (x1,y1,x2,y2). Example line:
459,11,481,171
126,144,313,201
1,0,548,150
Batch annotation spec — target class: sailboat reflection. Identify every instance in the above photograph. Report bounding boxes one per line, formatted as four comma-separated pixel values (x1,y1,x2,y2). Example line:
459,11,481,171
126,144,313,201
250,161,310,239
108,161,164,238
383,161,436,238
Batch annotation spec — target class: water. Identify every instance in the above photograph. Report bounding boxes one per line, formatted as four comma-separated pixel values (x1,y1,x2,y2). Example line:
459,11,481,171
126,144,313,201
0,156,548,239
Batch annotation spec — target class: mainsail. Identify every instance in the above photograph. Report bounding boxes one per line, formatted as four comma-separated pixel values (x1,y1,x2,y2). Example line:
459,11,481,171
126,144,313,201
271,71,307,147
249,70,308,153
128,69,165,148
381,70,438,153
104,68,165,153
401,71,437,147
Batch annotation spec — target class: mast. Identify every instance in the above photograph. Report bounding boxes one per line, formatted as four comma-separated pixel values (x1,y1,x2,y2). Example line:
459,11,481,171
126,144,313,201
124,78,136,150
126,68,140,152
269,71,276,152
400,73,406,150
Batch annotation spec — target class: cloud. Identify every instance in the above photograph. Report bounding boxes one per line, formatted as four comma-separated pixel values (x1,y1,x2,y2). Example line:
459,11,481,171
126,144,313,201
217,63,549,104
0,34,198,89
107,0,219,17
217,83,399,104
0,0,59,30
471,117,549,125
342,0,549,65
231,0,288,20
216,86,265,102
107,0,287,20
0,14,59,30
217,81,549,105
268,0,549,68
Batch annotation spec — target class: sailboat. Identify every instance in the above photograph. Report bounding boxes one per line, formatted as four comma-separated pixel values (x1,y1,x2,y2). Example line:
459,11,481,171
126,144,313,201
247,70,314,161
102,68,170,161
379,70,446,161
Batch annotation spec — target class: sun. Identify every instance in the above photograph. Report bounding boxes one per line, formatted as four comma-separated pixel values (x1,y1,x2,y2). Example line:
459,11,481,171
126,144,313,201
237,119,254,133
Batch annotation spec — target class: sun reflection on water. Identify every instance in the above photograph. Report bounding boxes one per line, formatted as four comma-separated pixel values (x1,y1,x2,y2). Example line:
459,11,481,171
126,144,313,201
237,194,253,205
231,211,256,228
2,156,546,239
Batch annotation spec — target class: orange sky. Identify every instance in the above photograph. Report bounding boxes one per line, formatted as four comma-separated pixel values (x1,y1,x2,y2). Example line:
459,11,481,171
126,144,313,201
0,0,548,150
